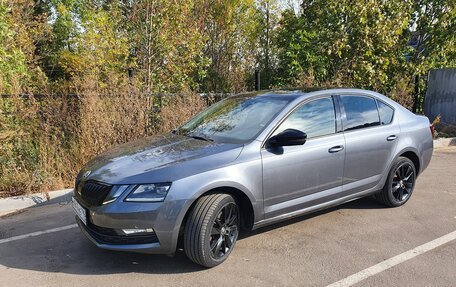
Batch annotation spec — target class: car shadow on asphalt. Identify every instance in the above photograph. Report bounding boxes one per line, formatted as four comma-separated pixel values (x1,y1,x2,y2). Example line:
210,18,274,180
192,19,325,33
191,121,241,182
0,234,205,274
0,197,386,275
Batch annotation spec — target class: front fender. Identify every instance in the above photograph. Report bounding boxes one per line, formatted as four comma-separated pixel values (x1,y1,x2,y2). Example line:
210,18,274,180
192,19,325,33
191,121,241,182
163,159,263,254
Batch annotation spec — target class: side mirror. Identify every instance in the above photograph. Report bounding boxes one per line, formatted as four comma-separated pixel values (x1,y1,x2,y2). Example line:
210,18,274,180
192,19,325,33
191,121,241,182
268,129,307,147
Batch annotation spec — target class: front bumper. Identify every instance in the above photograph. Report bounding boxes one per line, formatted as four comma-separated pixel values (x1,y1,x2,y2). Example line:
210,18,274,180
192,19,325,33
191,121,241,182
73,195,187,254
76,217,162,253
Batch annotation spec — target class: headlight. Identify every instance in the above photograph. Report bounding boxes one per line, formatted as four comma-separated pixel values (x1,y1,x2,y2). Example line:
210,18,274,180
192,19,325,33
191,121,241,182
103,185,130,205
125,183,171,202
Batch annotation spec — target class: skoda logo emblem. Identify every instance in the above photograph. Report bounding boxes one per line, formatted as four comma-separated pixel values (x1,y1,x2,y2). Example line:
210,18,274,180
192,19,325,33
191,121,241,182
82,170,91,179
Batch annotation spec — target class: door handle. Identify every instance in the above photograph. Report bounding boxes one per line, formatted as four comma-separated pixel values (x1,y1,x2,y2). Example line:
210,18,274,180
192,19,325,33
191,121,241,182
328,145,344,153
387,135,397,141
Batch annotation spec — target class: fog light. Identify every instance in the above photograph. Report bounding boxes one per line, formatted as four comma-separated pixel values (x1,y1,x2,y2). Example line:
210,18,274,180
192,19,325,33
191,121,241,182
121,228,154,235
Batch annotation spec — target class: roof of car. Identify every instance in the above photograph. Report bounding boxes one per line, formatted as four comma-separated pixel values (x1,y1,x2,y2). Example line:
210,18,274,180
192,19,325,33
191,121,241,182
233,87,382,101
268,87,378,95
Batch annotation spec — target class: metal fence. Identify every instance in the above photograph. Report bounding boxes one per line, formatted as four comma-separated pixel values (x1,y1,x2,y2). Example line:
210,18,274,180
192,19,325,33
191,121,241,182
424,68,456,124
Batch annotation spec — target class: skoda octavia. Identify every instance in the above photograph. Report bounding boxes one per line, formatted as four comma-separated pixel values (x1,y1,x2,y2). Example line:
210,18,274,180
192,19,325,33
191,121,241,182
73,89,433,267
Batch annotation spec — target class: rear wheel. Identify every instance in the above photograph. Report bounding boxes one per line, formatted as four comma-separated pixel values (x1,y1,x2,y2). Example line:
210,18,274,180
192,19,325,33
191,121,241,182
375,157,416,207
184,193,240,267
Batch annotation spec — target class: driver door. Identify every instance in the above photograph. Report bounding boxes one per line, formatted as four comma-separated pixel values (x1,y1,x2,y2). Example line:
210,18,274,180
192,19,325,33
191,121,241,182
261,96,345,219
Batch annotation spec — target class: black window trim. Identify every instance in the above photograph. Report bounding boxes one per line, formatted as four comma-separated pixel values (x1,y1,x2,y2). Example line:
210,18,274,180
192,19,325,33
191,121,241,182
262,95,341,148
335,93,396,133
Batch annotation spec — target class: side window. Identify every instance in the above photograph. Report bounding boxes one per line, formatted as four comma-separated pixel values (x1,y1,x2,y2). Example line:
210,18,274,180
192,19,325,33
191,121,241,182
274,97,336,138
340,95,380,131
377,100,394,125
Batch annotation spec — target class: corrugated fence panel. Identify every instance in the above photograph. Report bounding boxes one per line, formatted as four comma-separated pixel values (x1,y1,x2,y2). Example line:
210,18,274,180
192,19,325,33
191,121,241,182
424,68,456,124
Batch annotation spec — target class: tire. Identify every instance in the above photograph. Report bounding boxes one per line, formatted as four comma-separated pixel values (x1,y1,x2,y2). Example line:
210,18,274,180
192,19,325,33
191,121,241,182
375,156,416,207
184,193,240,267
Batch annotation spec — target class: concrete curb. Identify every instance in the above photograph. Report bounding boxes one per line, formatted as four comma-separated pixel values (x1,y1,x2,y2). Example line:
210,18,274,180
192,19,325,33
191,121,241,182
0,188,73,217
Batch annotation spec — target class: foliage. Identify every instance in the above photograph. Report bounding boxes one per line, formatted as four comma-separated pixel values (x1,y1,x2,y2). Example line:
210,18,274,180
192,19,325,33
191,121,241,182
0,4,27,94
408,0,456,74
275,0,454,101
250,0,281,89
1,0,453,95
198,0,259,93
124,0,207,93
52,1,131,89
275,8,329,87
277,1,415,93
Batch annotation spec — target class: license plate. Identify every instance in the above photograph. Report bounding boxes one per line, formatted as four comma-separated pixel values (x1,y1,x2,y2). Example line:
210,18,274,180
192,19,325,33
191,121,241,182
72,197,87,225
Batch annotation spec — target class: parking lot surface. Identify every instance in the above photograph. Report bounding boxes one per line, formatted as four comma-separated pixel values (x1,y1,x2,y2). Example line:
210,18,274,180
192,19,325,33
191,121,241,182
1,148,455,287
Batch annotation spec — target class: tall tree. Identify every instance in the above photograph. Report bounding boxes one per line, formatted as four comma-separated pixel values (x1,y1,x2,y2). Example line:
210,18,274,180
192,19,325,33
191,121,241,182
408,0,456,74
0,2,28,94
253,0,280,89
125,0,206,93
53,1,130,89
199,0,257,93
41,0,81,81
275,8,329,87
301,0,413,91
0,0,49,94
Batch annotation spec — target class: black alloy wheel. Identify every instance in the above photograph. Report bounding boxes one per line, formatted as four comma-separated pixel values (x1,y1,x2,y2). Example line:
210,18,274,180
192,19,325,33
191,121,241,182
184,193,240,267
375,156,416,207
391,162,415,202
209,202,239,259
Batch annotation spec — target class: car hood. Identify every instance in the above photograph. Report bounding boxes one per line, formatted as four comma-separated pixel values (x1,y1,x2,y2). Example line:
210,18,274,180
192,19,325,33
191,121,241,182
79,134,244,185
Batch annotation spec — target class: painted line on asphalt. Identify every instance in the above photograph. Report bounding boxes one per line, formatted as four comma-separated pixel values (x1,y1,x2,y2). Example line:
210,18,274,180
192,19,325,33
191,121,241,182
327,230,456,287
0,224,77,244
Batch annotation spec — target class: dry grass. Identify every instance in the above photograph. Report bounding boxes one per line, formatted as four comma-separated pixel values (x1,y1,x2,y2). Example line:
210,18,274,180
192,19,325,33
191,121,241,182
0,80,207,197
432,116,456,138
158,94,207,133
389,80,414,110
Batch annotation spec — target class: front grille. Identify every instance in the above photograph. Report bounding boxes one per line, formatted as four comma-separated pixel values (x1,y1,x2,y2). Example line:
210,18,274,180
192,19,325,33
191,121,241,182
77,218,159,245
77,180,112,207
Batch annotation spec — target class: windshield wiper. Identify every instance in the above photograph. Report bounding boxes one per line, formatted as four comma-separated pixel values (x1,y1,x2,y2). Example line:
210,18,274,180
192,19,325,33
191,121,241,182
187,133,214,142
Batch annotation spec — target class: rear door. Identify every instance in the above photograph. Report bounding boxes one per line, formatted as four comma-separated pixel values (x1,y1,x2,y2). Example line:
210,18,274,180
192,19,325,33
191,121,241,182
338,94,399,194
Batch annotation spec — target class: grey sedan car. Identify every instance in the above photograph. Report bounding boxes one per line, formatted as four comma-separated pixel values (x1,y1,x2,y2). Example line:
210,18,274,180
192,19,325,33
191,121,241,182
73,88,433,267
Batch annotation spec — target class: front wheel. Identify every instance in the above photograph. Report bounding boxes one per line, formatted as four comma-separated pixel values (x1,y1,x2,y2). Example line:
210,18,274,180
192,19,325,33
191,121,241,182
184,193,240,267
375,156,416,207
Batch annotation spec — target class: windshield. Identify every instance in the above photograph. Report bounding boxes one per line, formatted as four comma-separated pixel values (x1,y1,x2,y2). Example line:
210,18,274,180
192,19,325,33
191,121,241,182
176,94,293,143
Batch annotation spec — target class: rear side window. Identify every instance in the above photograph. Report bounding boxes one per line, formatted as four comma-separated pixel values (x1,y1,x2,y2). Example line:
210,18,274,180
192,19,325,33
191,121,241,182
340,95,380,131
377,100,394,125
